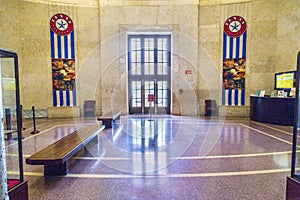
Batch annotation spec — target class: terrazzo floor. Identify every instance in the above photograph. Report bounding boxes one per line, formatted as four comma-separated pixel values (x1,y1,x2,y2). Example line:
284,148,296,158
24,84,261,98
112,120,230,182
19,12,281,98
5,115,294,199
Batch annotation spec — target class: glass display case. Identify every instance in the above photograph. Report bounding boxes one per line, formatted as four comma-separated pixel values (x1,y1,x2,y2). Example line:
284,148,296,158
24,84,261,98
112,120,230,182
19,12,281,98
0,49,28,199
287,51,300,199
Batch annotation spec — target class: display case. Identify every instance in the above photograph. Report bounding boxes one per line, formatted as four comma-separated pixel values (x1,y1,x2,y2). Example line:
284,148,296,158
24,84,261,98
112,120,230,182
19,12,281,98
0,49,28,199
287,52,300,199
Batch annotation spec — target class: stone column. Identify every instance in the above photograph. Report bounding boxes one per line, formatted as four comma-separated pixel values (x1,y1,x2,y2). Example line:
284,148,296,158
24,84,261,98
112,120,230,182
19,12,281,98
0,62,9,199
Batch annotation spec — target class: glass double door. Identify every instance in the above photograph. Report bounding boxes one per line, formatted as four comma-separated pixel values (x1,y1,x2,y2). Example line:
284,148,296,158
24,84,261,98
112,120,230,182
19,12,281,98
128,35,171,114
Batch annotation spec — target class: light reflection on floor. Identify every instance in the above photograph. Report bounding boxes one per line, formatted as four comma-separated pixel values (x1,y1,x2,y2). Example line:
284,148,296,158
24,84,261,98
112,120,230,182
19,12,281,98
3,115,296,199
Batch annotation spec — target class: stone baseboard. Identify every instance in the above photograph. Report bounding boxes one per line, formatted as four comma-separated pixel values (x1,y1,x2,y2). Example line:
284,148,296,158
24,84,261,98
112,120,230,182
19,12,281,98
24,109,47,118
218,105,250,117
47,106,80,118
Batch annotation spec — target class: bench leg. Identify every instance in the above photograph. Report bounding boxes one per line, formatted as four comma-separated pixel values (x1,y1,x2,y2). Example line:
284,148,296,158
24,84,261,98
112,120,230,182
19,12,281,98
44,162,68,176
102,119,112,129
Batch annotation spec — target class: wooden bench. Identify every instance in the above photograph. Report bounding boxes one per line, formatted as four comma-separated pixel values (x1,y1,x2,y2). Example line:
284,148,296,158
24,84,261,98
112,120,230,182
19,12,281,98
26,125,105,176
97,110,122,129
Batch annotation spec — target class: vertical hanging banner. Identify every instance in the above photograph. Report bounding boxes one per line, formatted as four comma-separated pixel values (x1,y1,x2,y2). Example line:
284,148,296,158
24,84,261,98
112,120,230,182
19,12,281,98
50,13,76,107
222,16,247,106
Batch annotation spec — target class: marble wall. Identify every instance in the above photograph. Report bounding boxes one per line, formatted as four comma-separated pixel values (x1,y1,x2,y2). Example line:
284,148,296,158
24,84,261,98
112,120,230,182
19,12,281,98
0,0,299,117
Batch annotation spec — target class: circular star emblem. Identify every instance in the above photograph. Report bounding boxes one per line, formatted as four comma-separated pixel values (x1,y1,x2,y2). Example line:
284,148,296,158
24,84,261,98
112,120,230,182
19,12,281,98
224,16,247,38
50,13,73,36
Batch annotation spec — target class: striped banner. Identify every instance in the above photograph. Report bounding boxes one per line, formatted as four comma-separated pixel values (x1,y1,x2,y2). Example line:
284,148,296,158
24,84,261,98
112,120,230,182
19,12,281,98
50,13,76,107
222,16,247,106
223,31,247,60
52,90,76,107
222,89,245,106
50,29,75,59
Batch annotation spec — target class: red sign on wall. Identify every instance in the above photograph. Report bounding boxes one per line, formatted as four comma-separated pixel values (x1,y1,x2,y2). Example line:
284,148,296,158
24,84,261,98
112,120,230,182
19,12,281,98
185,70,192,75
148,94,154,102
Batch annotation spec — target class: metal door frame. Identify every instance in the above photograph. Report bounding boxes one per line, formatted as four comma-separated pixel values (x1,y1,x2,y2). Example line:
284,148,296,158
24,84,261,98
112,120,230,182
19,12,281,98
127,34,171,115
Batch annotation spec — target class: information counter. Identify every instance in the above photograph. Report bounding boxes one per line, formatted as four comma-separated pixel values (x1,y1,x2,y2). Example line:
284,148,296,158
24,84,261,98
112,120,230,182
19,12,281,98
250,95,295,126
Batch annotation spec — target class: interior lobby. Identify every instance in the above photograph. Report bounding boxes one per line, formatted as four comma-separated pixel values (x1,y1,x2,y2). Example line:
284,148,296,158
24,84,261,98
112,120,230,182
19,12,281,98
1,0,300,199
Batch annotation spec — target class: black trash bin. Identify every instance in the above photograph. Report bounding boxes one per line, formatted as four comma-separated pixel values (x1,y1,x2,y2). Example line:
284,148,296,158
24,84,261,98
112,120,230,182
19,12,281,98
84,100,96,117
205,100,217,116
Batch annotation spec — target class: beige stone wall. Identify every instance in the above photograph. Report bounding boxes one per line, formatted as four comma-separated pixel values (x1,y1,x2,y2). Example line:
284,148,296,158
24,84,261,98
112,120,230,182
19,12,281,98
0,0,100,116
0,0,299,117
99,2,199,115
198,2,251,116
198,0,300,116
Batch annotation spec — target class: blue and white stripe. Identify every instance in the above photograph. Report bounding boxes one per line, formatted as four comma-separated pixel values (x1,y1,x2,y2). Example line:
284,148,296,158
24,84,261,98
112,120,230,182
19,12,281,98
52,90,76,107
222,89,245,106
223,31,247,59
50,28,76,107
50,29,75,59
222,30,247,106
